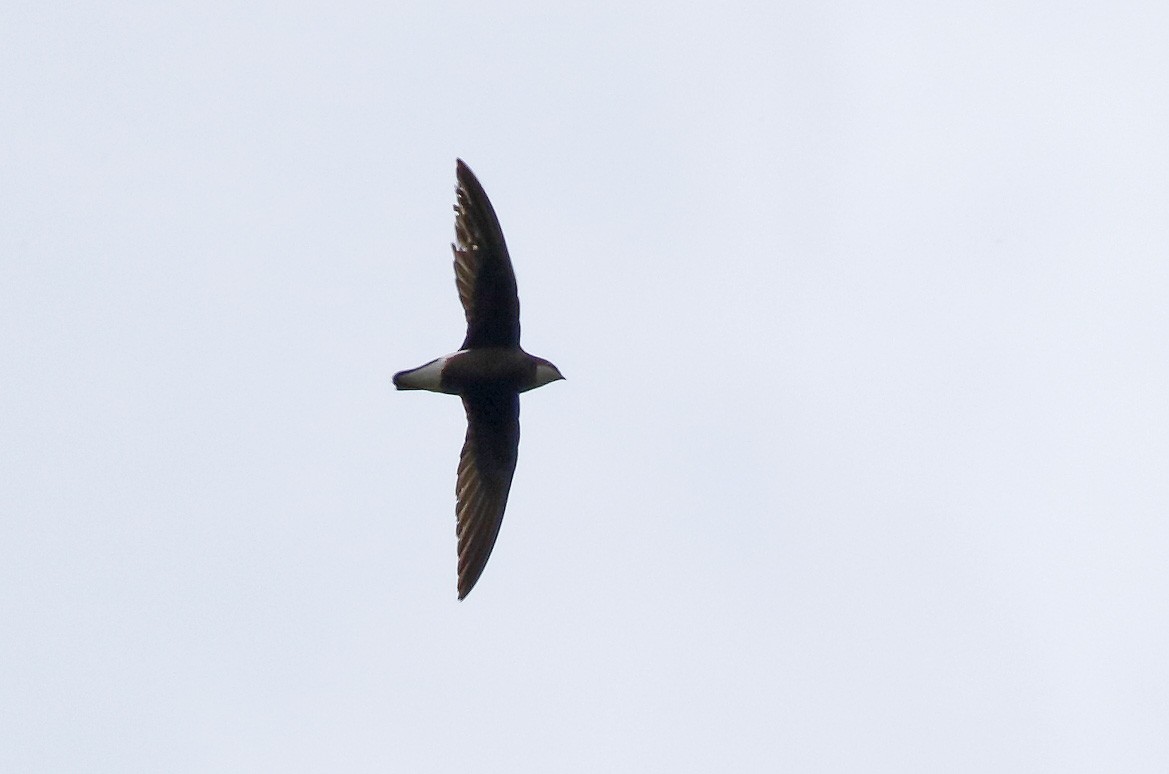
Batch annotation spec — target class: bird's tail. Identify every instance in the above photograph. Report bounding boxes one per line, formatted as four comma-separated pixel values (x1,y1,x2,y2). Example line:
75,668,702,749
392,356,450,392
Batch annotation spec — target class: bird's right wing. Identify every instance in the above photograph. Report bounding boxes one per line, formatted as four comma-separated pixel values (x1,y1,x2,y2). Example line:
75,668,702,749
452,159,522,349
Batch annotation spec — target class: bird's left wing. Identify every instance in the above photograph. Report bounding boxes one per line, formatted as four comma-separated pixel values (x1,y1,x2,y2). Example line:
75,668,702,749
455,388,520,598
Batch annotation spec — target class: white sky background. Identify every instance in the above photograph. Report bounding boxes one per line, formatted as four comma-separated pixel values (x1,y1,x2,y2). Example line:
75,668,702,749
2,2,1167,771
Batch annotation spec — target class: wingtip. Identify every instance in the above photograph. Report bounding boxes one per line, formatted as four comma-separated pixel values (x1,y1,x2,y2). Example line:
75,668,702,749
456,159,481,186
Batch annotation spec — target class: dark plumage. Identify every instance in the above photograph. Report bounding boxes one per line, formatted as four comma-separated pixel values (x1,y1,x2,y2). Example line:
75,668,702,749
394,160,564,599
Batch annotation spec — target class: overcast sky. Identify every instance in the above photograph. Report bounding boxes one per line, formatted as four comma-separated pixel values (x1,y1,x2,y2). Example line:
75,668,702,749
3,2,1168,772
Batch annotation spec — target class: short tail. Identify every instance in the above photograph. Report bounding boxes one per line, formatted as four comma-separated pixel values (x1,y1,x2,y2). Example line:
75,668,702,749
392,370,421,390
392,356,448,392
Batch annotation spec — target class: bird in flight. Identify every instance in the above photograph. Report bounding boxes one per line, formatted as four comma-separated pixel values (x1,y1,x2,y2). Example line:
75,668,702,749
394,159,564,599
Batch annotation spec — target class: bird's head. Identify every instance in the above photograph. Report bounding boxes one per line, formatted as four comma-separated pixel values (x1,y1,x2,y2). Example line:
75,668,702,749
532,358,565,389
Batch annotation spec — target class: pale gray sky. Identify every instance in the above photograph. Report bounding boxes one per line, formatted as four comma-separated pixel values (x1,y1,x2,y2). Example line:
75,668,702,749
3,2,1168,772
